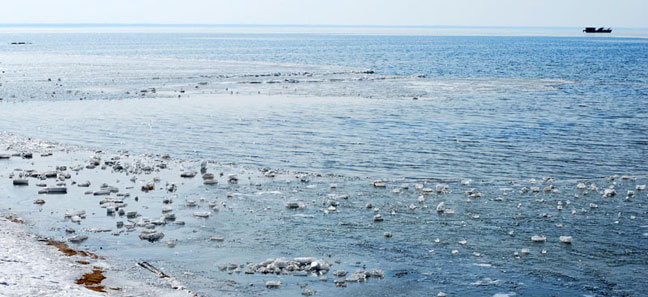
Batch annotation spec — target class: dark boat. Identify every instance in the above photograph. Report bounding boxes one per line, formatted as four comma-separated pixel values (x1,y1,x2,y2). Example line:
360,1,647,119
583,27,612,33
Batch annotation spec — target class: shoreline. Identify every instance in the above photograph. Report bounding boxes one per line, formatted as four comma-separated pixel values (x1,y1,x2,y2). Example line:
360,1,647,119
0,215,196,297
0,134,207,297
0,216,109,297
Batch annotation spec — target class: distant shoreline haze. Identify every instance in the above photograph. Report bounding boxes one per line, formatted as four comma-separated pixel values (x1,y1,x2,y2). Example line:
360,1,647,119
0,24,647,29
1,24,647,38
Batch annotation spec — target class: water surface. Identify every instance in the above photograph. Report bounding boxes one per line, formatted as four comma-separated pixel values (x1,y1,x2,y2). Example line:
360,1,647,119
1,31,647,297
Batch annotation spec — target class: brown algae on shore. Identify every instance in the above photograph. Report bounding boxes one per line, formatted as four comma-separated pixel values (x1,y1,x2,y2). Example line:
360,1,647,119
45,239,101,259
45,240,110,292
4,215,24,224
76,267,107,293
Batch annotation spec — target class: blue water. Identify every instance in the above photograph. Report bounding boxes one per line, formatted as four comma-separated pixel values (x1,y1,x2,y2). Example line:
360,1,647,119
1,32,648,179
1,29,648,297
4,32,648,80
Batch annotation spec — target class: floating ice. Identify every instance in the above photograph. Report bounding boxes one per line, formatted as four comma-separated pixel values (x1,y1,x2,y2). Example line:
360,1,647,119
180,171,197,178
436,202,445,213
64,210,86,218
286,202,305,209
211,236,225,242
436,184,448,194
372,181,386,188
68,234,88,243
228,174,239,184
559,236,572,244
38,187,67,194
12,179,29,186
602,188,616,197
531,235,546,242
139,230,165,242
193,211,211,218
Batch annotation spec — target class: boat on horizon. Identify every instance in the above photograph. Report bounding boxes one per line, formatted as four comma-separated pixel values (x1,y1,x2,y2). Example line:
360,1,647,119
583,27,612,33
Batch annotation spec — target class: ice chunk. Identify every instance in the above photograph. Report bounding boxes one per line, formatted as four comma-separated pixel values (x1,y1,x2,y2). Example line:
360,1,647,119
602,188,616,197
38,187,67,194
180,171,197,178
68,234,88,243
12,179,29,186
436,202,445,213
559,236,572,244
531,235,546,242
139,230,165,242
193,211,211,218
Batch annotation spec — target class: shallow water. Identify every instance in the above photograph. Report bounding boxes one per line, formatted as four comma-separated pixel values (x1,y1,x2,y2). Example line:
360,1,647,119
1,33,647,179
1,150,647,297
0,93,646,180
1,31,648,296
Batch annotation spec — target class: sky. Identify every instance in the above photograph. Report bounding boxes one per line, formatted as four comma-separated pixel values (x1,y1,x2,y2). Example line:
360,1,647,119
1,0,647,28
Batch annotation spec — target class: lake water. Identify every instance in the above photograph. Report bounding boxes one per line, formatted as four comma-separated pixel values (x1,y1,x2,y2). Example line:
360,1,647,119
0,28,647,296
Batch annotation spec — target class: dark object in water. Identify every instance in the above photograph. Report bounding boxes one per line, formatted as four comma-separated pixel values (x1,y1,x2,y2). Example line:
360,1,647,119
38,187,68,194
583,27,612,33
13,179,29,186
138,261,170,278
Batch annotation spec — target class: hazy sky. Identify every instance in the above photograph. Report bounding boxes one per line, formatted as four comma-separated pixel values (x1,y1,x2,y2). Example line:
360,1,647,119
2,0,647,28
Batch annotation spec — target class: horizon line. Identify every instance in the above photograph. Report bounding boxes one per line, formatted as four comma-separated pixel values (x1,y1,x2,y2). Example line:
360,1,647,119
0,23,646,30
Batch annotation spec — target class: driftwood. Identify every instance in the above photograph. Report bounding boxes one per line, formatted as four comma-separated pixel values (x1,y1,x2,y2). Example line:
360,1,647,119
137,261,200,297
137,261,169,278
